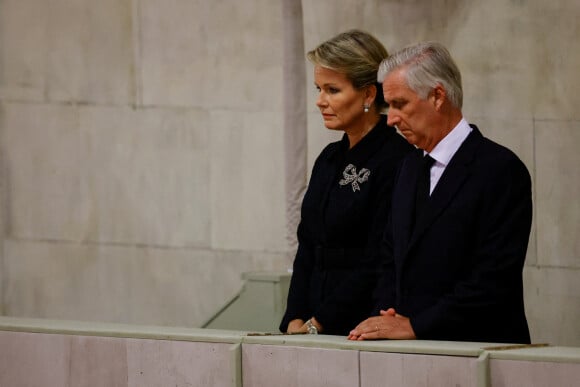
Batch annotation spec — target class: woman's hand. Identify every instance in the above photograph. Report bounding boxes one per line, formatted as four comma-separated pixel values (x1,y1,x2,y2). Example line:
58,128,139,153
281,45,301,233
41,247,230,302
287,317,324,334
287,319,306,333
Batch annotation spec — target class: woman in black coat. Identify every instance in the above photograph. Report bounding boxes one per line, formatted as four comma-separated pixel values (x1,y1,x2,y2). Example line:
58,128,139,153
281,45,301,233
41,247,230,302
280,30,413,336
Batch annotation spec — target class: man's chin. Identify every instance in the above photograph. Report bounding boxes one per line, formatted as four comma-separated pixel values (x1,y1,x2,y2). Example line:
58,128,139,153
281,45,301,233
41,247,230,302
400,132,415,143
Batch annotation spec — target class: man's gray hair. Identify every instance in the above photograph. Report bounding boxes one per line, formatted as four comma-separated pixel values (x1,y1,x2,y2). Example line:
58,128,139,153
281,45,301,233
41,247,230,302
377,42,463,109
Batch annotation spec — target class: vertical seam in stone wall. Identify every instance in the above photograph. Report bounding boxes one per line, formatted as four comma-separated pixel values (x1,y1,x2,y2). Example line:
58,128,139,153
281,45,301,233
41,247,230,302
357,350,362,387
0,105,6,314
532,117,538,267
230,343,242,387
281,0,308,265
131,0,143,108
476,351,490,387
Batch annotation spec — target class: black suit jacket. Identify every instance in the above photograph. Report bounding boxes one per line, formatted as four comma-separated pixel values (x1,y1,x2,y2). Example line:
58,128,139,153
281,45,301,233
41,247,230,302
374,126,532,343
281,116,413,335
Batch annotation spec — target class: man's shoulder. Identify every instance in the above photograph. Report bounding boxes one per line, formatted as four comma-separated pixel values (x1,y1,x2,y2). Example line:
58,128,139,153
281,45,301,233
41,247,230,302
467,136,531,187
477,136,527,168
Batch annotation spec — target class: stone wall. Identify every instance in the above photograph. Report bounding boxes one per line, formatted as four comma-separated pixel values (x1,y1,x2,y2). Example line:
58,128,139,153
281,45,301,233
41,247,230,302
0,0,289,327
0,0,579,345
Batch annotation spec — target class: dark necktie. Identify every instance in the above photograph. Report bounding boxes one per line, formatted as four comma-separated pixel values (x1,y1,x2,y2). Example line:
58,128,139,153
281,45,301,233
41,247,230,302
414,153,436,225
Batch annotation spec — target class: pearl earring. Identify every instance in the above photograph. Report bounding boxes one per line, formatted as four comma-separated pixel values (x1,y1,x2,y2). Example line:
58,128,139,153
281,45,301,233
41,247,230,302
363,104,370,113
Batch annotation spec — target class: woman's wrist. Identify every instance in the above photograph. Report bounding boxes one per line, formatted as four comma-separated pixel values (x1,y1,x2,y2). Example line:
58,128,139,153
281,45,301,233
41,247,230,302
309,317,323,333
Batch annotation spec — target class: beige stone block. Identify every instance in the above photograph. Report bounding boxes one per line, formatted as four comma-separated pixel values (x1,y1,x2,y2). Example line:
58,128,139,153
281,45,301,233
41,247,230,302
535,121,580,268
1,103,84,241
69,336,129,387
302,2,360,50
524,266,580,346
0,331,70,386
525,1,580,121
242,344,359,387
2,239,286,327
139,0,209,107
360,351,478,387
0,0,48,101
203,0,283,111
140,0,283,110
126,339,234,387
45,0,133,104
209,110,286,251
454,2,536,120
457,1,580,121
490,358,580,387
0,331,237,386
1,103,211,248
79,106,210,247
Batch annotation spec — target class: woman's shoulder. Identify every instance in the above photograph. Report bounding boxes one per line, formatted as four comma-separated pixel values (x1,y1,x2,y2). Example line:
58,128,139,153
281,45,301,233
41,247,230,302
312,135,347,165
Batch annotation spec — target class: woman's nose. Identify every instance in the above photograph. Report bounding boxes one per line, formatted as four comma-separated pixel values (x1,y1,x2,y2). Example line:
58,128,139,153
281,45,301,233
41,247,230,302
316,92,327,108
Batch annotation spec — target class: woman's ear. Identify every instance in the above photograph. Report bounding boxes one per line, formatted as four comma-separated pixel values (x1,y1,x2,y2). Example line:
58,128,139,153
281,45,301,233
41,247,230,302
364,84,377,107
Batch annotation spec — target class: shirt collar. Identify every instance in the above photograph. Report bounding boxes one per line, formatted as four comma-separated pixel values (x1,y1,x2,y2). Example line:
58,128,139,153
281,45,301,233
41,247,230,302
427,118,472,167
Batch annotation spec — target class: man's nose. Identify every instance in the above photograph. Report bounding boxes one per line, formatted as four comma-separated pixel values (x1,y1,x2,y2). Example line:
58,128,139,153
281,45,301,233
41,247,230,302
386,113,399,127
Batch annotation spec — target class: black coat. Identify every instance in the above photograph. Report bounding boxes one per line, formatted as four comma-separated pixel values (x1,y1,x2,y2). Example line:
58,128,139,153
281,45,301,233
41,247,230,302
280,116,413,335
373,126,532,343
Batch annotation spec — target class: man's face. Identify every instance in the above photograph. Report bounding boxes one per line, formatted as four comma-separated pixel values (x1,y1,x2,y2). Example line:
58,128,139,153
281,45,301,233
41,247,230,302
382,68,438,151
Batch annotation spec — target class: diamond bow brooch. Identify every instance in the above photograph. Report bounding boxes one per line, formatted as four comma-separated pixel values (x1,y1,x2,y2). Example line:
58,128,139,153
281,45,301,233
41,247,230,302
339,164,370,192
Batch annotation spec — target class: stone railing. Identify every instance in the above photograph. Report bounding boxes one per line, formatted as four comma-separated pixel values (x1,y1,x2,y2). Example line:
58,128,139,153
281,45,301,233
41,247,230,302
1,316,579,386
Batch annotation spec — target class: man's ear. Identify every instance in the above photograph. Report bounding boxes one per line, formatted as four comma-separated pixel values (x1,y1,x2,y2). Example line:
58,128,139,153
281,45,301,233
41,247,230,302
432,85,446,111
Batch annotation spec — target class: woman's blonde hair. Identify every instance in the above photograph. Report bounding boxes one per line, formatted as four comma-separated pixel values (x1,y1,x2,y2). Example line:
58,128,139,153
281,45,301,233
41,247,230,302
307,29,389,110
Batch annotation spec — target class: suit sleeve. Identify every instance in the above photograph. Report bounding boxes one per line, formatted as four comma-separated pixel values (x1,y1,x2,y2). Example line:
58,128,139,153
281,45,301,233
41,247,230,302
370,212,397,316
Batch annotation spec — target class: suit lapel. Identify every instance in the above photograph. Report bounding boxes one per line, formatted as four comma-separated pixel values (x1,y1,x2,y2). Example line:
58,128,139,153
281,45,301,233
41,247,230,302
390,150,422,271
406,126,484,251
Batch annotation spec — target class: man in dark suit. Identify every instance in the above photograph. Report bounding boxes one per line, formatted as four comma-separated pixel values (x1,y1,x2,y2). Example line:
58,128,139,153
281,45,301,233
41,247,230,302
348,42,532,344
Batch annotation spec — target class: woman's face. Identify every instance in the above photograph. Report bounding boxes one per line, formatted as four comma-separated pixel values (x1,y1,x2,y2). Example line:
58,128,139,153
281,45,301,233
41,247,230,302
314,65,368,132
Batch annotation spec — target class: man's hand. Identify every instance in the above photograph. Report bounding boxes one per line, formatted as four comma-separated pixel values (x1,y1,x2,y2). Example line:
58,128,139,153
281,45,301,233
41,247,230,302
348,308,416,340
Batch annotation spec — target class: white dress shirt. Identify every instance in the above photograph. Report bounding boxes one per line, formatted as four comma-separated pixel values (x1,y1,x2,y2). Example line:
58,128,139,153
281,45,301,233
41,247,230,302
424,118,473,195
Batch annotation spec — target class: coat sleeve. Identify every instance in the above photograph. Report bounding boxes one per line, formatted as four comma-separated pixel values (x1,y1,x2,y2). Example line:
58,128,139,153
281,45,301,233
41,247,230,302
279,221,314,332
279,146,332,332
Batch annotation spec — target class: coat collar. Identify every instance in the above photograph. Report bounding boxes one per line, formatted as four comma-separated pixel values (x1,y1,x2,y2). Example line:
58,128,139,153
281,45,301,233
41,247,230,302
327,115,394,166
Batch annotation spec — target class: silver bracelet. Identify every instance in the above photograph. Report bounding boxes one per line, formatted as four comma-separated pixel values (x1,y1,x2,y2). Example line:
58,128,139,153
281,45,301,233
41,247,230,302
305,319,318,335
